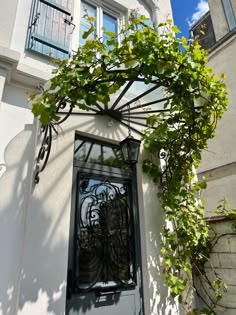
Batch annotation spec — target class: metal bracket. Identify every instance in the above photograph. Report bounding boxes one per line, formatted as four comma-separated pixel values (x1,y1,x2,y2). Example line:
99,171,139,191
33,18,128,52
64,16,76,33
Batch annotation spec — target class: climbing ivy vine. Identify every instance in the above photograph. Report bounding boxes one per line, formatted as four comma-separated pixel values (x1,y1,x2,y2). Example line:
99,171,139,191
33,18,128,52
31,13,228,314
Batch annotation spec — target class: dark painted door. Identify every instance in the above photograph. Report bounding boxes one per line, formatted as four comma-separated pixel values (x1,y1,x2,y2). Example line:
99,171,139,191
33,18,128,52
66,162,143,315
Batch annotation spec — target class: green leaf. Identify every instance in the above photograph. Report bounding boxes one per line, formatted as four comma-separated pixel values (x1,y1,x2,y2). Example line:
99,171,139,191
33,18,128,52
147,115,159,126
171,25,181,33
87,16,95,22
82,25,94,39
104,31,117,38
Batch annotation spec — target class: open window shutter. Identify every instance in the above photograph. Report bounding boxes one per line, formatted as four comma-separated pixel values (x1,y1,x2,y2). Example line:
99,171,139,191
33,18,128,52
27,0,72,59
222,0,236,30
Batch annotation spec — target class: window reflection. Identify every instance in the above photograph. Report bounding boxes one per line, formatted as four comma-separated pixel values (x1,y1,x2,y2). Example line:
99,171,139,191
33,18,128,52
74,138,127,168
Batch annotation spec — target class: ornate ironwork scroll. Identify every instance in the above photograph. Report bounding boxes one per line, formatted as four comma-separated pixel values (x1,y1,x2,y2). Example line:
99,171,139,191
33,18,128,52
34,99,73,184
75,175,135,291
34,124,52,184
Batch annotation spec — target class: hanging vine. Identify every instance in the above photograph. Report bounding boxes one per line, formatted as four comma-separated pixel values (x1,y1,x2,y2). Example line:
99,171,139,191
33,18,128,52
30,13,228,313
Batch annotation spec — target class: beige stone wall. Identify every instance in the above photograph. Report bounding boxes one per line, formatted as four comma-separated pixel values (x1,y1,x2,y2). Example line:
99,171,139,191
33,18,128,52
198,34,236,216
196,2,236,314
195,220,236,314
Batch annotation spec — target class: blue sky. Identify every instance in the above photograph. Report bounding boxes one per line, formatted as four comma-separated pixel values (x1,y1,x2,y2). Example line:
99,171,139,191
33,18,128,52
170,0,209,38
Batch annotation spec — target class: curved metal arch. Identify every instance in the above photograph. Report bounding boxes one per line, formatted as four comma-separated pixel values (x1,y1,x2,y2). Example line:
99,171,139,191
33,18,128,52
34,76,198,184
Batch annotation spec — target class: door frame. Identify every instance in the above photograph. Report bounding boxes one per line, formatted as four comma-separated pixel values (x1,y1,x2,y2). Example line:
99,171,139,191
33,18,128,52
66,134,145,314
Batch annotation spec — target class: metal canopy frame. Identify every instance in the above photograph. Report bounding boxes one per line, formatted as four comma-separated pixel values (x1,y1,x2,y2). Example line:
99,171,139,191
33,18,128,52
34,76,199,184
58,80,169,136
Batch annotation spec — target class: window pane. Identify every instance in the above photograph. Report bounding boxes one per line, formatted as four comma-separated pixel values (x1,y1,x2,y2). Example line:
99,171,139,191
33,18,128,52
74,139,87,161
103,12,117,45
103,146,125,168
87,143,101,164
79,1,96,46
222,0,236,30
74,139,127,168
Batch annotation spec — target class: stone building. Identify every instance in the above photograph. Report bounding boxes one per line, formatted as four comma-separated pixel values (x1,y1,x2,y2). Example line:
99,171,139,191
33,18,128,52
191,0,236,313
0,1,181,315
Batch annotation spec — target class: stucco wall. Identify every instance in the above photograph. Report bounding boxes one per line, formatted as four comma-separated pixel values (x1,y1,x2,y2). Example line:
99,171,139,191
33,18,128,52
0,0,18,48
0,83,35,315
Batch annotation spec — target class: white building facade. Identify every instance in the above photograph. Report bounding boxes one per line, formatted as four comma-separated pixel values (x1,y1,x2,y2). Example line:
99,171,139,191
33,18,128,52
0,1,179,315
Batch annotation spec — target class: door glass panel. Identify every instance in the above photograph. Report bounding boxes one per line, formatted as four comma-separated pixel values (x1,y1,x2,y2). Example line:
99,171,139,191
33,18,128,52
87,143,102,164
75,175,135,291
102,146,124,168
74,138,127,168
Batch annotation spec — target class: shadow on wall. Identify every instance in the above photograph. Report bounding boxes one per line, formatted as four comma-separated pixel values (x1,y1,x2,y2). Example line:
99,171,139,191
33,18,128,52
17,194,69,315
15,127,75,315
14,115,130,315
0,108,182,315
0,124,36,315
139,151,181,315
0,105,134,315
0,120,72,315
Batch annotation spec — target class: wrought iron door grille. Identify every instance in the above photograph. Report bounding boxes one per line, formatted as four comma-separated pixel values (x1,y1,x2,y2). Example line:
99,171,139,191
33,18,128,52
75,175,135,291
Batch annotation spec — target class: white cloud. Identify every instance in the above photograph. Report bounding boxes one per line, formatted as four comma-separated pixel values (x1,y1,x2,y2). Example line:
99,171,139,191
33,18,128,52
187,0,209,26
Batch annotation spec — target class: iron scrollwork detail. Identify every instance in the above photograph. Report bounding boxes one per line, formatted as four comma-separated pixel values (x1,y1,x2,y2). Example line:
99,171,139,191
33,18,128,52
34,99,73,184
34,124,52,184
75,175,135,291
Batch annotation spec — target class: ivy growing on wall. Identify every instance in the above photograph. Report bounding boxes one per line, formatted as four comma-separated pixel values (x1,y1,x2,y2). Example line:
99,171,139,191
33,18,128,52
31,13,228,314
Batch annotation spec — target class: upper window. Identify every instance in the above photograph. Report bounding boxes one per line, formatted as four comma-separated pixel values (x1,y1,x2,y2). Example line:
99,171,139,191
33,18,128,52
79,1,118,46
27,0,121,58
222,0,236,31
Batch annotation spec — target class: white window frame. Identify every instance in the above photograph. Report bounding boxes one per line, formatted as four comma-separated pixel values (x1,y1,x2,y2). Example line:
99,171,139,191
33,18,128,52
72,0,126,50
